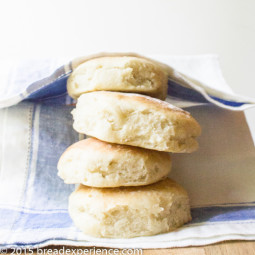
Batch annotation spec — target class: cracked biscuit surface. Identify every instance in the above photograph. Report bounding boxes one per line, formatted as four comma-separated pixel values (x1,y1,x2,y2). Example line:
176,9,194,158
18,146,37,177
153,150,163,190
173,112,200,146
67,56,168,100
57,138,171,187
68,178,192,238
72,91,201,152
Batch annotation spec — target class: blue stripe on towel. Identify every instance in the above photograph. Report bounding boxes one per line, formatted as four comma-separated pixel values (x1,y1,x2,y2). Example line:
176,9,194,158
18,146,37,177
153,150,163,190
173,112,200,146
28,104,77,210
0,209,72,229
26,75,69,101
209,96,246,107
1,205,254,231
168,79,247,107
168,79,208,103
26,66,70,101
191,206,255,223
16,210,72,229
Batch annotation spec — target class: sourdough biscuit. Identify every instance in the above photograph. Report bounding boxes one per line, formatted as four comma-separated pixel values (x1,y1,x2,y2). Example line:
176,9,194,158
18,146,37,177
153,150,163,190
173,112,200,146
68,178,191,238
72,91,201,152
58,138,171,187
67,56,168,100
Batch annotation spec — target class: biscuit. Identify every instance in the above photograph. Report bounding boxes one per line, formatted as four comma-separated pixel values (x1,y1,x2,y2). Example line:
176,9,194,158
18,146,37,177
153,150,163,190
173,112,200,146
72,91,201,152
67,56,168,100
68,178,191,238
58,138,171,187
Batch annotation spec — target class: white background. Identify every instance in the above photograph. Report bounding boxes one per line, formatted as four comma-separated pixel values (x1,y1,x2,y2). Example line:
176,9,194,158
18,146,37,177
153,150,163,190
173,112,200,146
0,0,254,120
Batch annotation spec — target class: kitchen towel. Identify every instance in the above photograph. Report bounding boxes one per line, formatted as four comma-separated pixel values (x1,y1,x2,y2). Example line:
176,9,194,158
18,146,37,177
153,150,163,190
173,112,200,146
1,53,255,110
0,54,255,249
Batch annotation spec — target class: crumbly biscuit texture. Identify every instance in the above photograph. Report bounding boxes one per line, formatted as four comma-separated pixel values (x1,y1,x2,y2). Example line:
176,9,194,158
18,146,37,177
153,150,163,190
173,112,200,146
69,178,191,238
72,91,201,152
67,56,168,100
58,138,171,187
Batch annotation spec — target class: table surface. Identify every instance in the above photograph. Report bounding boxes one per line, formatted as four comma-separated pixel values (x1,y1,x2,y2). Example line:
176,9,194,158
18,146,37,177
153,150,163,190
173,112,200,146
144,241,255,255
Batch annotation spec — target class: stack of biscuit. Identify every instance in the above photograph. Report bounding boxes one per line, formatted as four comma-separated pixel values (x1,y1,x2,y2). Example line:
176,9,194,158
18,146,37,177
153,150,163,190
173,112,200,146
57,56,201,238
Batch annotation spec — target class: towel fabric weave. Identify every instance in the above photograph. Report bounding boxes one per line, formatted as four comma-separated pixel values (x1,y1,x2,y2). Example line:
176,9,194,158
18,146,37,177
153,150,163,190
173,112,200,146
0,55,255,249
